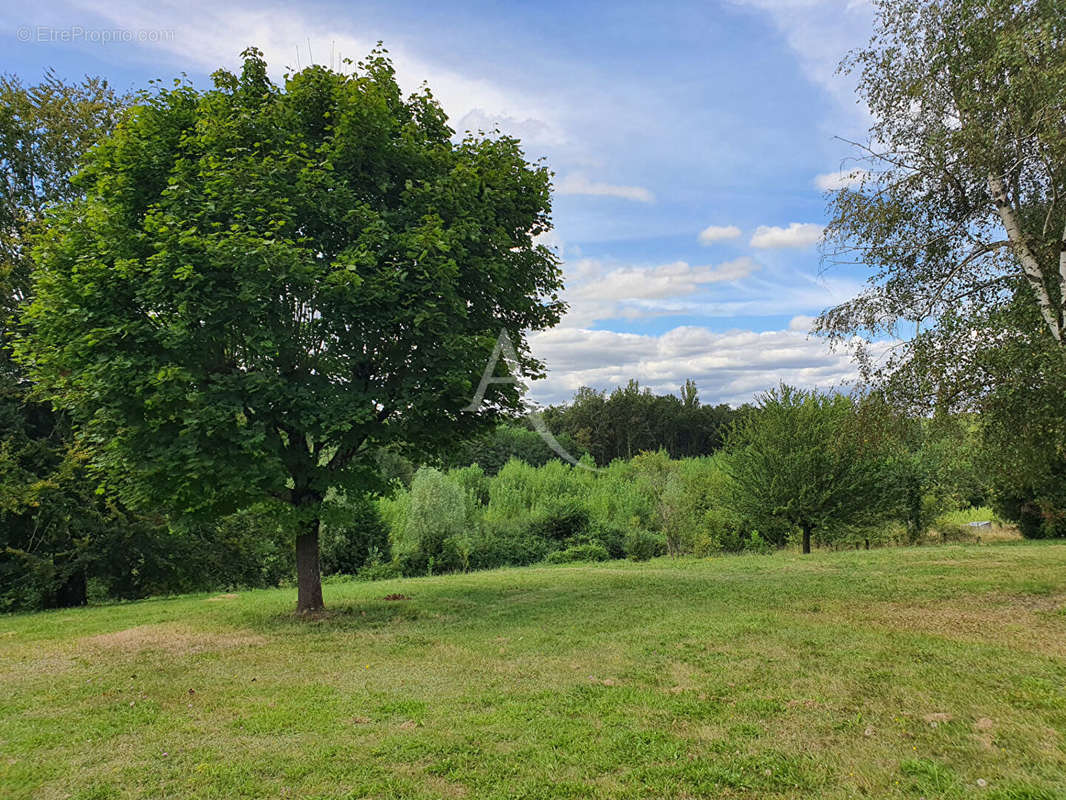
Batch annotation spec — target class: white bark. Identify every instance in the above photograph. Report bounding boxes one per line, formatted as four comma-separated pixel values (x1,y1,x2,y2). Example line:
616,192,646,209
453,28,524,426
988,173,1062,342
1059,218,1066,324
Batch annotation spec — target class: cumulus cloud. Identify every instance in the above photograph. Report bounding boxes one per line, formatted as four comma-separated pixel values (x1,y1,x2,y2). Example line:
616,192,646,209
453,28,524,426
788,314,816,332
555,173,655,203
559,257,762,324
528,325,865,405
813,168,867,191
698,224,742,244
750,222,824,249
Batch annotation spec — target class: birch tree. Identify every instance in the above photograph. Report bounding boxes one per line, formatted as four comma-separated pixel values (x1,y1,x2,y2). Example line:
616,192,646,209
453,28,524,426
819,0,1066,404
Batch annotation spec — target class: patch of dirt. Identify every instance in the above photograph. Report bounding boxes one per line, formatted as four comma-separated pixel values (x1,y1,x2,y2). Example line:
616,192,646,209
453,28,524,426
1005,593,1066,612
205,593,239,602
665,661,701,693
841,596,1066,657
80,624,266,655
383,594,410,601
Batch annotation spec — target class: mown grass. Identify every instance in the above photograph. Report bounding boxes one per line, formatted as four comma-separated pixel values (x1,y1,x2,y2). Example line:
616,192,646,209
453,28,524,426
2,541,1065,799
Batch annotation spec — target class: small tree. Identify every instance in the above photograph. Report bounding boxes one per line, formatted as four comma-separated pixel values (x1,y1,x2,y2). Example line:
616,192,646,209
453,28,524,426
18,49,564,612
723,385,895,553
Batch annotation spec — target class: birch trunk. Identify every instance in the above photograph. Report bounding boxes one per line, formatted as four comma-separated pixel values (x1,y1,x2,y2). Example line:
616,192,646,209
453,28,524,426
988,173,1062,343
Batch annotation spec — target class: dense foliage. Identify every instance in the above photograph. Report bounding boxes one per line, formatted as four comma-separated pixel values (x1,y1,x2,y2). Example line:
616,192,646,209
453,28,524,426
542,379,740,466
0,71,168,611
16,49,564,612
287,385,988,582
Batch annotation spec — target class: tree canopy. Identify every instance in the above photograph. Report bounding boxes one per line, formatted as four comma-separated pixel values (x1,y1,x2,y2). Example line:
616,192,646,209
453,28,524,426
17,48,565,612
819,0,1066,408
723,386,897,553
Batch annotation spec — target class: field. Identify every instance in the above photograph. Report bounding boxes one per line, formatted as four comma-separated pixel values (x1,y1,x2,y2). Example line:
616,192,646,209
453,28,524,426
3,542,1066,800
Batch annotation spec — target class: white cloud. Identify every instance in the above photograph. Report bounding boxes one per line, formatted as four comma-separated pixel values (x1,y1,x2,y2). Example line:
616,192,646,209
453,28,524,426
698,224,742,244
454,109,568,149
533,229,565,255
576,257,759,301
555,173,655,203
559,257,762,324
789,314,816,332
750,222,824,249
813,168,867,191
65,0,564,143
528,325,865,405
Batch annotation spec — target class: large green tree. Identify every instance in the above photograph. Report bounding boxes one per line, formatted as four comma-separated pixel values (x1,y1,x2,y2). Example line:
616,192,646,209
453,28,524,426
18,49,564,612
818,0,1066,404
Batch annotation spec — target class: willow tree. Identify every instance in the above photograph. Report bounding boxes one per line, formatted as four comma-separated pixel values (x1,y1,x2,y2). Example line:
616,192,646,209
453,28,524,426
18,49,564,612
819,0,1066,406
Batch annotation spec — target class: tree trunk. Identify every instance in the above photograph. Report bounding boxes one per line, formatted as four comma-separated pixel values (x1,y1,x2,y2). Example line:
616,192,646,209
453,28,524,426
801,525,812,555
296,519,324,614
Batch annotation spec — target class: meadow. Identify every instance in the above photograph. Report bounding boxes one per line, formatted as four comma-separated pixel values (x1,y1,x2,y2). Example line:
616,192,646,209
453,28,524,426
3,540,1065,799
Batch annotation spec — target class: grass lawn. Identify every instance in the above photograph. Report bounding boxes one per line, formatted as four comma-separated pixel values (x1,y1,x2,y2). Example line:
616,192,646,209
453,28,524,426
2,542,1066,799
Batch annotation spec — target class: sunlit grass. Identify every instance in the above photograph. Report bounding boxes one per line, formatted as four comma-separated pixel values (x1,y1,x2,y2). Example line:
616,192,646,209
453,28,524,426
933,507,1021,544
2,541,1065,799
936,506,1002,526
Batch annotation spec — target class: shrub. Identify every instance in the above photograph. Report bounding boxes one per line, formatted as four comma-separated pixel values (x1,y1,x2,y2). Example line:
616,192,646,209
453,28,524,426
463,517,552,570
450,464,490,514
994,491,1066,539
584,460,657,532
527,497,590,542
394,467,468,575
320,495,390,576
356,560,403,582
546,543,610,564
587,521,627,559
624,529,665,561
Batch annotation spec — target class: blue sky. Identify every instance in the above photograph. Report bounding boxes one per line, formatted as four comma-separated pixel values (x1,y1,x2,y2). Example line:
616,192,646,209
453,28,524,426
3,0,880,405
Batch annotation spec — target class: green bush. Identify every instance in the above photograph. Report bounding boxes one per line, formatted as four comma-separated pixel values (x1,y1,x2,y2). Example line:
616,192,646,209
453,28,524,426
994,490,1066,539
587,522,627,559
393,467,469,575
467,520,551,570
320,495,390,576
527,497,590,542
356,560,403,582
546,543,610,564
624,529,665,561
